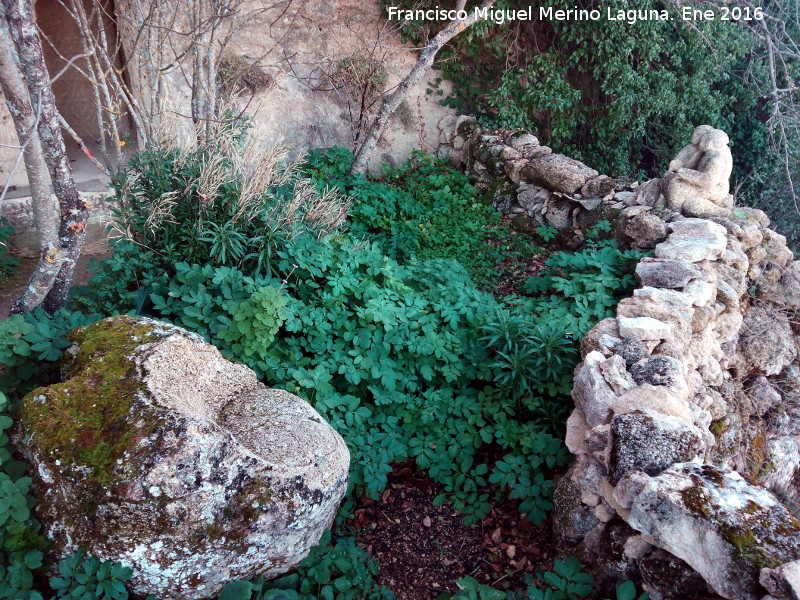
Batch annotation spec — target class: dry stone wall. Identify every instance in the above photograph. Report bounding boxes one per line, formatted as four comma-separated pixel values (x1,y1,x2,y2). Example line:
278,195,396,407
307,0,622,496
437,119,800,600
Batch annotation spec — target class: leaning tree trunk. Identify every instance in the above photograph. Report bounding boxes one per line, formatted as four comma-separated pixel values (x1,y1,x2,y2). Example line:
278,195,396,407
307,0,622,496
0,23,63,313
349,0,495,175
3,0,88,313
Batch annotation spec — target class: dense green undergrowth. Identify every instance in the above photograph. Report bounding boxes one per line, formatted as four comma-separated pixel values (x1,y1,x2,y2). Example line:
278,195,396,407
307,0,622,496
0,134,644,599
302,146,541,290
388,0,776,185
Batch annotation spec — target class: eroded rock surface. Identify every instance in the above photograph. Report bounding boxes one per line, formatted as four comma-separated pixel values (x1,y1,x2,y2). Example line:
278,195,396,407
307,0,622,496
14,316,350,600
629,464,800,600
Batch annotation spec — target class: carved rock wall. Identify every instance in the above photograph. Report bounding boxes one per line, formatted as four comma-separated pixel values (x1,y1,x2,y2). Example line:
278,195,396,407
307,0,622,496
439,120,800,600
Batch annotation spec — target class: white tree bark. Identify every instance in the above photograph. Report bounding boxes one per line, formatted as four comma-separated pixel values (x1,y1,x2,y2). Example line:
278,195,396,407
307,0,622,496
349,0,495,175
3,0,87,313
0,21,63,313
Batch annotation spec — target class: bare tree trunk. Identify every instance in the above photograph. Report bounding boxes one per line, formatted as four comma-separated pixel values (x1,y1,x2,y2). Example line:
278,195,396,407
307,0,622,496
0,23,63,313
4,0,87,313
349,0,494,175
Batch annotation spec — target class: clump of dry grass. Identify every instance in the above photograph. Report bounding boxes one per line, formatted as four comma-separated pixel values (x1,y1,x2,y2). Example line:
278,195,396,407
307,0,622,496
109,113,350,272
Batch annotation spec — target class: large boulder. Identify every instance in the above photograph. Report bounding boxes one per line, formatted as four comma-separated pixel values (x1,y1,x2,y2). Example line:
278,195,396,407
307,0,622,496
14,316,350,600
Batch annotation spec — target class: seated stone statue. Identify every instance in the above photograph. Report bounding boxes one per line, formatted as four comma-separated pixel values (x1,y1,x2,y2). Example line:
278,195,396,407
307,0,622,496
665,128,734,218
669,124,714,172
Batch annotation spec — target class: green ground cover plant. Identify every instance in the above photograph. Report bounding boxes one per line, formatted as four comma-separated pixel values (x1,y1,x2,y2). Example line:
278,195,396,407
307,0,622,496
0,132,644,598
302,147,539,290
444,557,648,600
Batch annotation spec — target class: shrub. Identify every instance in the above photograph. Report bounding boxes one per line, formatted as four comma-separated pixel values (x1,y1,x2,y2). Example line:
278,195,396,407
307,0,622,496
389,0,777,193
303,147,540,289
82,120,349,313
332,56,388,104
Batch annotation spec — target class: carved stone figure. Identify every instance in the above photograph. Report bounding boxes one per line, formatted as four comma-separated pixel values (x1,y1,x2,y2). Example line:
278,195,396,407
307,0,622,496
669,124,714,172
665,128,734,218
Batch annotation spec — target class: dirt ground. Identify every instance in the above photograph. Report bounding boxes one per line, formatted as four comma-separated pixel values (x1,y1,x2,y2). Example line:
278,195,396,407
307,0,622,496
353,463,556,599
0,224,111,318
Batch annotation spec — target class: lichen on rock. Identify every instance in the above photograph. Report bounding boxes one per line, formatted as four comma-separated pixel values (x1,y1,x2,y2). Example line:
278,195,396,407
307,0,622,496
629,463,800,599
14,315,350,600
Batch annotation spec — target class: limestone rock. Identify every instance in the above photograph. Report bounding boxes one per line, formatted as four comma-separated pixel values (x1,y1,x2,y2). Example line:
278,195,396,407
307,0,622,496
739,207,770,228
734,220,764,251
572,351,623,427
507,132,539,148
746,376,782,417
553,466,600,546
634,178,664,208
624,213,668,251
520,153,599,194
581,175,616,198
15,316,350,600
630,356,687,394
544,196,575,230
760,561,800,600
610,410,704,484
771,262,800,311
635,257,703,289
739,307,797,377
655,219,728,263
581,318,622,357
612,385,693,422
637,548,712,600
617,316,673,341
517,184,550,213
615,337,649,367
629,463,800,600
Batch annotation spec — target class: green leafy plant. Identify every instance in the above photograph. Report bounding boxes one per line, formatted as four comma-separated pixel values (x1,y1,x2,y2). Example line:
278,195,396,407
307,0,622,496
303,148,541,290
218,285,288,364
522,240,646,338
535,225,558,243
444,576,508,600
0,392,48,600
606,580,649,600
234,531,393,600
0,309,102,401
444,565,648,600
528,557,593,600
0,218,18,281
49,550,132,599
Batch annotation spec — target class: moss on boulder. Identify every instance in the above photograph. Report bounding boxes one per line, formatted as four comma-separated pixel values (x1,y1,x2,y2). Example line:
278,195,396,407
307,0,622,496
14,316,350,600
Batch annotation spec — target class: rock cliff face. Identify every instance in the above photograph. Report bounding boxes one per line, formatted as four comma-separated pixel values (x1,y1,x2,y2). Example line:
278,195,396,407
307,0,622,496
14,316,350,600
441,120,800,600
